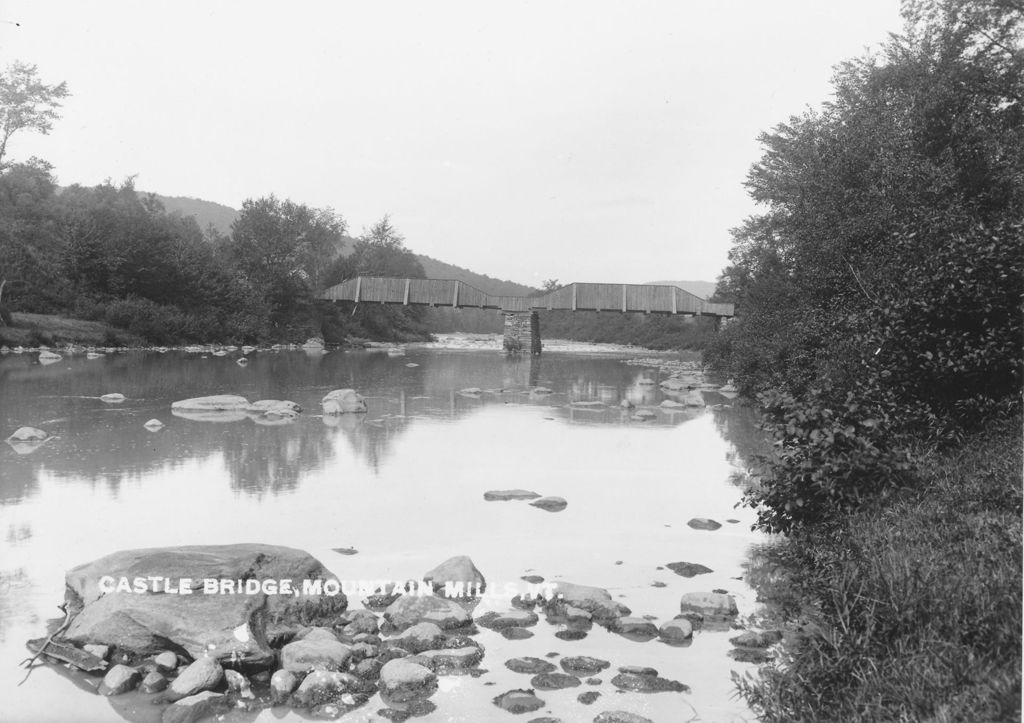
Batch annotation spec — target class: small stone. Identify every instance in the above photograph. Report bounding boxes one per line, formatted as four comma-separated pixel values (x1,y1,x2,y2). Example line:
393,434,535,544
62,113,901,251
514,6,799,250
730,630,783,648
593,712,654,723
610,672,689,693
492,689,546,714
224,669,251,696
560,656,610,676
281,637,351,673
99,664,140,695
679,591,738,618
161,691,227,723
659,619,694,642
617,666,658,676
521,574,545,584
83,643,109,660
271,669,299,704
578,691,601,705
505,657,556,675
379,659,438,703
154,651,179,672
143,418,165,431
168,656,223,701
610,617,659,639
139,670,168,693
477,610,539,630
555,629,588,641
530,672,581,690
501,627,534,640
100,393,126,403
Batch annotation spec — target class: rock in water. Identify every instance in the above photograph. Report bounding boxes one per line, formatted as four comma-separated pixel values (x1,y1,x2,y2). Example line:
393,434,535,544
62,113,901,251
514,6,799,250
505,657,557,675
291,670,357,707
143,419,165,431
384,595,472,631
666,561,713,577
161,691,227,723
167,656,223,700
100,393,126,403
529,496,568,512
270,669,299,704
679,591,738,618
140,671,168,693
61,544,347,663
492,689,546,714
594,712,654,723
7,426,47,441
379,659,437,703
659,619,694,642
385,622,445,654
483,489,541,501
422,555,486,595
560,656,610,676
280,638,351,673
321,389,367,414
543,582,631,625
686,517,722,531
99,664,141,695
171,395,250,411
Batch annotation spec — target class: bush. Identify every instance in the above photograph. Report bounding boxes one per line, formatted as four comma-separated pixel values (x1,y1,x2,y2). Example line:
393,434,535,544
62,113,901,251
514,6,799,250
745,386,915,533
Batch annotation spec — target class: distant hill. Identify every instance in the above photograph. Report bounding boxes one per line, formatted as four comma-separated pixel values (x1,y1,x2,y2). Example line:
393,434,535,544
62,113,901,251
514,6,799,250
416,255,537,296
645,279,717,300
146,193,239,235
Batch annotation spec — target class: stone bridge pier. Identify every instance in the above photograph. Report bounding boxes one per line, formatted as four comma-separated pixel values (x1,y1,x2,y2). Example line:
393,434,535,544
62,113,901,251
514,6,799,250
502,311,542,355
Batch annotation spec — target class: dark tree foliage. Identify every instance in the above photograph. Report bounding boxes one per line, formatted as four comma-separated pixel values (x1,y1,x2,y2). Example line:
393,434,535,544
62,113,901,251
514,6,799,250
707,0,1024,530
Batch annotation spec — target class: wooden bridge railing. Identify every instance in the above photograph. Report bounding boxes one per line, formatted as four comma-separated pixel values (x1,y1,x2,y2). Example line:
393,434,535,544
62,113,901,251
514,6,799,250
321,277,734,318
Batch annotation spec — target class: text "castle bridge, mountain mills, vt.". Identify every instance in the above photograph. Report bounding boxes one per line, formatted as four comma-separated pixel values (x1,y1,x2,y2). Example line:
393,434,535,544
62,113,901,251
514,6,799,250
321,277,735,354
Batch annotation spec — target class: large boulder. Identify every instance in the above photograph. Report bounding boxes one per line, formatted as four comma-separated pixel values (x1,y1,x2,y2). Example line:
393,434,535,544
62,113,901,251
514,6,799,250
321,389,367,414
6,426,49,454
422,555,486,595
61,544,347,664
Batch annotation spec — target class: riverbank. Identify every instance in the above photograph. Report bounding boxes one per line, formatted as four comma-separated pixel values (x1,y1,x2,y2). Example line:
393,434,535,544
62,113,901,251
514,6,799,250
0,313,146,348
736,414,1022,721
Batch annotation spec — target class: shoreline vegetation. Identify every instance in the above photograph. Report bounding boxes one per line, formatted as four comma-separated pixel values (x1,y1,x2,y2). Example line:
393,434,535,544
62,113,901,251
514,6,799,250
705,3,1023,721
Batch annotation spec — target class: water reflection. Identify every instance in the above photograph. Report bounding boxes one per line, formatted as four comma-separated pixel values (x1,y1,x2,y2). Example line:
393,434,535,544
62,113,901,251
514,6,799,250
1,349,719,499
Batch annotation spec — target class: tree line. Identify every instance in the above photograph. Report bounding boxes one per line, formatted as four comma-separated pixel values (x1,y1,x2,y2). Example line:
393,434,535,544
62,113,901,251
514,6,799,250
0,63,430,344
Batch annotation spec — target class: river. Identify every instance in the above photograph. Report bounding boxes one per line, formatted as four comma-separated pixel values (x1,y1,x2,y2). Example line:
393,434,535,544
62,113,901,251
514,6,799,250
0,339,766,722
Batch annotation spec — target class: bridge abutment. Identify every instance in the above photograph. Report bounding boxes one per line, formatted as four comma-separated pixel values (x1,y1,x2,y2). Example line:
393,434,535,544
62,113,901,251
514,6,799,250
503,311,542,355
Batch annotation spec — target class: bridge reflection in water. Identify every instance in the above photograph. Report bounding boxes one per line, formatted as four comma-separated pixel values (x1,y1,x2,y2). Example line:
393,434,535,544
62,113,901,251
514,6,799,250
321,276,735,354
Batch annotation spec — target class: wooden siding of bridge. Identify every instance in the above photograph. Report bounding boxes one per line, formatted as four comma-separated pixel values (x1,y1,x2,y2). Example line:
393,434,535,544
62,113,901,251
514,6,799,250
321,277,734,318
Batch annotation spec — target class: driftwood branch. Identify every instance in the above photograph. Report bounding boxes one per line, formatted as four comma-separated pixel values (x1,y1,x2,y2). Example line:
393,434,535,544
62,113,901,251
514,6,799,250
18,603,72,685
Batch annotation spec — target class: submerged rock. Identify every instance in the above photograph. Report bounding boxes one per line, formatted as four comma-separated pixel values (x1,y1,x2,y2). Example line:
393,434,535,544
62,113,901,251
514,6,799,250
477,610,539,630
666,561,713,577
610,617,659,639
530,496,568,512
5,426,49,454
143,419,165,431
322,389,367,414
505,657,557,675
531,672,581,690
610,671,689,693
171,395,249,411
686,517,722,531
492,689,546,714
593,712,654,723
559,656,610,676
61,543,347,664
100,393,126,403
484,489,542,501
730,629,783,648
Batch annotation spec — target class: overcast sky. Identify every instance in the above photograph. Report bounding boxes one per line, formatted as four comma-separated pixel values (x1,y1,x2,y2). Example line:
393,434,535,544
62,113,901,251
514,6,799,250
1,1,903,287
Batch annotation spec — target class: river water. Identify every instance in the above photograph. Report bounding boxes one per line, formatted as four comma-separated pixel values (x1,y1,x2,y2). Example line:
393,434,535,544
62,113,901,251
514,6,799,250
0,340,766,722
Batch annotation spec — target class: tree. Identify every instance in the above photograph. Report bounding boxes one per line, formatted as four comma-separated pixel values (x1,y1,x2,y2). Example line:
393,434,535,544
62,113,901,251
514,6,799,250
541,279,560,292
0,62,69,169
224,195,347,311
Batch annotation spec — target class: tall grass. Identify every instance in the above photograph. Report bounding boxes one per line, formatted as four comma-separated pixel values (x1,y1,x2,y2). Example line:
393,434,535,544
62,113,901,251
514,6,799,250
737,415,1022,721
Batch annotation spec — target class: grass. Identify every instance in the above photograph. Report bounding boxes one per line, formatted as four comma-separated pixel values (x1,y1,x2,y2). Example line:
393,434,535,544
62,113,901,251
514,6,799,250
0,312,144,347
737,414,1023,722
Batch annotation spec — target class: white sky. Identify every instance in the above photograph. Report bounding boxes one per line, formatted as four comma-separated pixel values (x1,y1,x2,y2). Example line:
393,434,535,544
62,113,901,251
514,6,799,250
0,1,903,287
